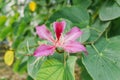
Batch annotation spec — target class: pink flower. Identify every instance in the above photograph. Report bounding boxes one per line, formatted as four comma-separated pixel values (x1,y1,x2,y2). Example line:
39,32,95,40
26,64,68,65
34,21,87,57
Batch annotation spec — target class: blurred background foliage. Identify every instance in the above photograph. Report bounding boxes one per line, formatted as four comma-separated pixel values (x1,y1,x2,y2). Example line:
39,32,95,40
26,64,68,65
0,0,120,80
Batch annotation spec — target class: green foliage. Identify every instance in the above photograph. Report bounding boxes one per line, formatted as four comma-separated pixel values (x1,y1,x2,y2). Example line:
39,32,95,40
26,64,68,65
0,26,12,41
72,0,92,8
115,0,120,5
79,28,90,43
0,0,120,80
99,0,120,21
82,36,120,80
15,37,37,58
0,16,7,26
13,57,27,74
27,56,46,79
109,18,120,37
88,19,110,42
48,6,89,28
36,56,77,80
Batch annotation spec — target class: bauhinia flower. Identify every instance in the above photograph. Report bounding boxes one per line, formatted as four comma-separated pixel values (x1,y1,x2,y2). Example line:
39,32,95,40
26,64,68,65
34,20,87,57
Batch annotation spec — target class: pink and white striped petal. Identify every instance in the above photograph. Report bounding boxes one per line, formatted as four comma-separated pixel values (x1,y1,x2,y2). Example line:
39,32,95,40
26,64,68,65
36,25,54,42
63,41,87,54
34,44,55,57
64,27,83,42
53,21,66,40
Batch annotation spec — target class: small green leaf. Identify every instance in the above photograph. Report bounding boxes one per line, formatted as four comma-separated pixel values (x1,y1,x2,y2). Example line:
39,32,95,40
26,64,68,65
0,16,7,26
17,20,27,36
79,28,90,43
27,56,46,79
36,56,77,80
0,26,12,41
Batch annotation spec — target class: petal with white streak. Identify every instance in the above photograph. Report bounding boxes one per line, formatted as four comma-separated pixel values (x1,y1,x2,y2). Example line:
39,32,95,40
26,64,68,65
63,41,87,54
34,44,55,57
64,27,83,42
36,25,54,42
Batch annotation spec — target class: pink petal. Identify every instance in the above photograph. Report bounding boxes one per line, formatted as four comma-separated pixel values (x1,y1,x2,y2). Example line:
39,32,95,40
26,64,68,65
36,25,54,42
53,21,66,40
63,41,87,54
34,44,55,57
64,27,83,42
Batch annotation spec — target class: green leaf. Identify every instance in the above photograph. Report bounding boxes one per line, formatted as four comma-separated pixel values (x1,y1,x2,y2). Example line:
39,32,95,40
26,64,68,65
0,26,12,41
82,36,120,80
48,6,89,28
115,0,120,5
0,16,7,26
99,1,120,21
16,37,37,59
27,56,46,79
88,19,110,42
36,56,77,80
27,76,34,80
13,57,27,74
73,0,92,8
79,28,90,43
17,20,27,36
12,36,24,49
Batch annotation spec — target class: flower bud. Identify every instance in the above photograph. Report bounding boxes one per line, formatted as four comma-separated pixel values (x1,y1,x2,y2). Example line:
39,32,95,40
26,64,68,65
29,1,36,12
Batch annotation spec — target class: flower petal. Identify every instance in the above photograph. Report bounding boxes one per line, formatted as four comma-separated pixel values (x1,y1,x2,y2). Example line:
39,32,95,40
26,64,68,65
36,25,54,42
34,44,55,57
63,41,87,54
53,21,66,40
64,27,83,42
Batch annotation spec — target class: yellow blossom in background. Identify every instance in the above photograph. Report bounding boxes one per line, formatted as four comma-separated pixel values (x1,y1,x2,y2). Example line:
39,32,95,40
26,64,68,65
29,1,36,12
4,50,14,66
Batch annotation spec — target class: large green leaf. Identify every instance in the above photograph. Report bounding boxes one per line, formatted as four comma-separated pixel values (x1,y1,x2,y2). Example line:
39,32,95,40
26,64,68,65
48,6,89,28
115,0,120,5
82,36,120,80
99,1,120,21
36,56,77,80
73,0,92,8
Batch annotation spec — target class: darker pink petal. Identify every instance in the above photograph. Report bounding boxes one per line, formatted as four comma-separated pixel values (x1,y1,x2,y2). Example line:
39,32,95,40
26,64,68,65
64,27,83,42
34,44,55,57
36,25,54,42
53,21,66,40
63,41,87,54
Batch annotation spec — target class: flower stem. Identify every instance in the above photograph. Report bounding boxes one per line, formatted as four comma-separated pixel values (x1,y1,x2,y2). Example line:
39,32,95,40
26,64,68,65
64,52,67,66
